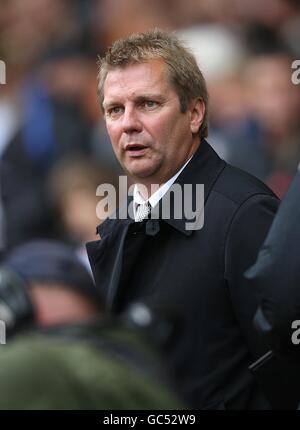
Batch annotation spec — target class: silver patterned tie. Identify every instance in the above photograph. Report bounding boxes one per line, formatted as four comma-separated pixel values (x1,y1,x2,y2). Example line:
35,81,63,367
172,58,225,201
135,202,151,222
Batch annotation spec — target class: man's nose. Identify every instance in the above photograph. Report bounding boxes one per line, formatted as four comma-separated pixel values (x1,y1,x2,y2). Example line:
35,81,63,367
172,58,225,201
122,106,142,134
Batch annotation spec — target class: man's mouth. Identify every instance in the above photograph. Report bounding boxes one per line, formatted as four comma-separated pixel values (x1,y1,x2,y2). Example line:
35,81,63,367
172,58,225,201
124,143,148,157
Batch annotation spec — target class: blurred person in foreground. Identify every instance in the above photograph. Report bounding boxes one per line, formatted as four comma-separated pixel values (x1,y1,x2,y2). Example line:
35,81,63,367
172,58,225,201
0,240,182,410
245,165,300,409
87,29,281,409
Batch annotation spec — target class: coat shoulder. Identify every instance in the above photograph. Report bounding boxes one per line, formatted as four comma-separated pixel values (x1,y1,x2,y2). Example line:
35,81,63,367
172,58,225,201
213,164,279,207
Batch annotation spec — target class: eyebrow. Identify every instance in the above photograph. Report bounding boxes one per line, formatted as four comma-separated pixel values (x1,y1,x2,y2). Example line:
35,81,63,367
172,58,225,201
103,94,166,110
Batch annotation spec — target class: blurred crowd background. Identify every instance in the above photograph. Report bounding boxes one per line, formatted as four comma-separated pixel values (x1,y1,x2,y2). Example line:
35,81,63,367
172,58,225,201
0,0,300,259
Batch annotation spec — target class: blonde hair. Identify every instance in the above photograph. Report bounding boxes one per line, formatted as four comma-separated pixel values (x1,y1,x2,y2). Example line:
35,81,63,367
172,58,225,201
97,28,209,138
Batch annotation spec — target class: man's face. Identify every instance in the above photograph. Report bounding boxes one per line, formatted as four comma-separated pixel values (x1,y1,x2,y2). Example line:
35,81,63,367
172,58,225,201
102,59,203,187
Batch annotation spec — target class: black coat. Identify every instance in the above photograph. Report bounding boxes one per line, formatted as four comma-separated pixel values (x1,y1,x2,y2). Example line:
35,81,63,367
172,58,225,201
87,140,279,409
244,170,300,410
246,169,300,354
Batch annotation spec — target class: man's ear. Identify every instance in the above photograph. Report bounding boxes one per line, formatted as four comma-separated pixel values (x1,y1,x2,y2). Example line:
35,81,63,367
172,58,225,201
190,98,205,134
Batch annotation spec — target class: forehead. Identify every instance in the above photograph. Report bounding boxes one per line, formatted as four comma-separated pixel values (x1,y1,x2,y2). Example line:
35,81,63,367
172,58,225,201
103,59,174,101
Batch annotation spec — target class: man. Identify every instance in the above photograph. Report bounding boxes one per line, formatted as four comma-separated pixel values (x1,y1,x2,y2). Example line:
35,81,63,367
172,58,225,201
87,29,279,409
0,240,182,409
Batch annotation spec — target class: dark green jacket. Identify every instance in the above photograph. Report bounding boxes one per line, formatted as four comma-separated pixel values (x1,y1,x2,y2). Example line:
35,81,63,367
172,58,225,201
0,321,182,410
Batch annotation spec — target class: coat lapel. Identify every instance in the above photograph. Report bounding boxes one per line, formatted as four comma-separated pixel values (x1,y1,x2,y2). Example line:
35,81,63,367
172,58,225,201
159,139,226,235
86,213,133,311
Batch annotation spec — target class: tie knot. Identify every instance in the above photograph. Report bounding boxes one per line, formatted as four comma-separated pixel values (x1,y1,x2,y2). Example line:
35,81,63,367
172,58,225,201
135,201,151,222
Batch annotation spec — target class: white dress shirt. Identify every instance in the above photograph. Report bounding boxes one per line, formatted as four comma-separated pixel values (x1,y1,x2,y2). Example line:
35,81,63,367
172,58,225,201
133,156,192,222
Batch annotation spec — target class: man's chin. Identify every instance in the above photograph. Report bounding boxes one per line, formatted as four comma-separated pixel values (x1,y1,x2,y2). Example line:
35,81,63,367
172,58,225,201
130,172,155,182
125,162,159,181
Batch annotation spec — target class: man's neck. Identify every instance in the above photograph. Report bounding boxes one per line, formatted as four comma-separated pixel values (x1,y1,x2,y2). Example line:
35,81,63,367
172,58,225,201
133,154,193,209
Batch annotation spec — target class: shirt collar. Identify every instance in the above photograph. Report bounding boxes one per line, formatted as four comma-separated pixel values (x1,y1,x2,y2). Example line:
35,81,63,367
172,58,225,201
133,155,193,210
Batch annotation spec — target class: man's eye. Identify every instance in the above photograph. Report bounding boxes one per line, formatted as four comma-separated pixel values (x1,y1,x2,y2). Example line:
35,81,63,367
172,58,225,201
107,106,123,116
143,100,158,108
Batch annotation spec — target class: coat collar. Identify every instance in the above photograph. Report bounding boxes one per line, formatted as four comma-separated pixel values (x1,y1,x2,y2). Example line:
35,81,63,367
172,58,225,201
97,140,226,238
161,139,226,235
